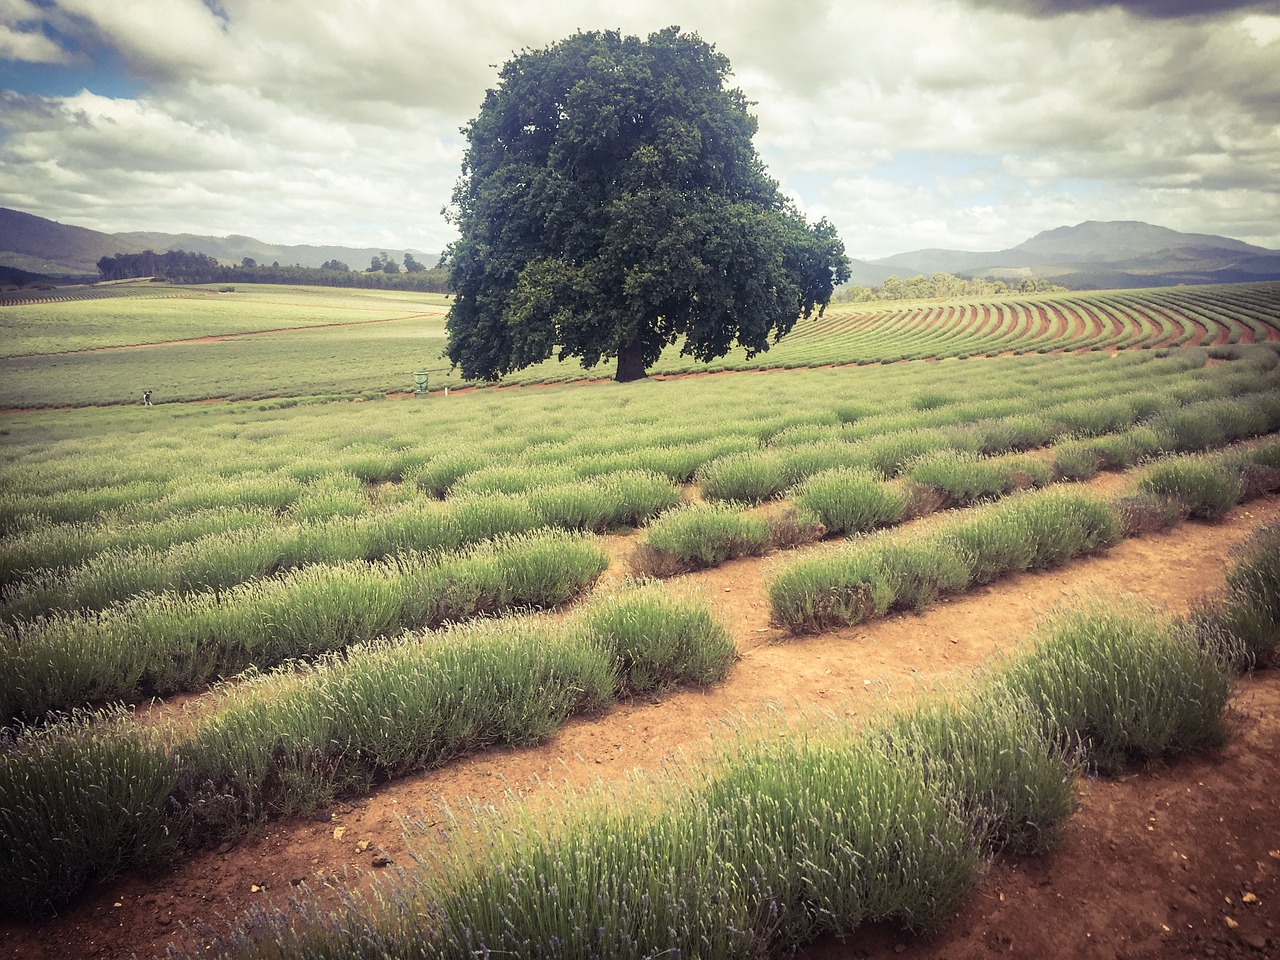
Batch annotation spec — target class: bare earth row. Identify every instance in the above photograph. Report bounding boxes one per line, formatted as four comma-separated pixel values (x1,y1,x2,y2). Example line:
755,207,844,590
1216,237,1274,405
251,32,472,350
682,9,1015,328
2,478,1277,960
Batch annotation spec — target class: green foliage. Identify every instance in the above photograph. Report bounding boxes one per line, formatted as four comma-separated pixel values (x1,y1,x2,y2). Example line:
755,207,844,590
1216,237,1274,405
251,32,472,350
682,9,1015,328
417,732,980,959
5,283,1278,408
870,536,973,614
211,590,1245,960
13,568,1260,935
0,709,180,919
175,619,619,840
696,451,789,504
405,451,486,497
0,474,680,619
95,250,449,292
769,488,1121,633
0,505,273,588
835,272,1066,303
906,450,1028,507
527,471,680,531
945,489,1121,586
574,584,737,696
1086,424,1165,470
858,429,947,477
1113,493,1189,537
630,502,771,578
443,27,849,382
996,603,1233,774
1137,455,1243,520
871,696,1076,856
286,472,368,520
451,462,575,496
792,466,909,534
775,440,874,484
0,531,608,721
5,283,1279,939
768,548,895,633
1,587,734,914
762,505,828,549
1192,523,1280,668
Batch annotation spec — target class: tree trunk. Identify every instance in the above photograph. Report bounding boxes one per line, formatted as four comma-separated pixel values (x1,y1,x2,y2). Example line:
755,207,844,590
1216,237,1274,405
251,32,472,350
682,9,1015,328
615,338,648,383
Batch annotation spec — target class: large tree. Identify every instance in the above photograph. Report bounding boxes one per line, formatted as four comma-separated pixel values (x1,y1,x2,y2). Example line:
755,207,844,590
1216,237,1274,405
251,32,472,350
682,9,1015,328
443,27,850,383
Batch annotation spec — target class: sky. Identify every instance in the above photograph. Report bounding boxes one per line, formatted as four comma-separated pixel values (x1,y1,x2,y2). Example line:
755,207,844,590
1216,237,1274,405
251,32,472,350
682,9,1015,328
1,0,1278,261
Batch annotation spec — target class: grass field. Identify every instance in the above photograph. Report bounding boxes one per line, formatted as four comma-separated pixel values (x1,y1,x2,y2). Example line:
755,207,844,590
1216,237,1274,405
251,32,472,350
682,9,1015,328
3,280,1280,957
1,284,451,356
1,281,1276,408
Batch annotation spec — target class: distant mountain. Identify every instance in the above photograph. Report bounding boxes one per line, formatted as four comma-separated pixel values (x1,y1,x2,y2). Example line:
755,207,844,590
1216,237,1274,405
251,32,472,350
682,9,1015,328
0,263,56,287
866,247,1037,279
4,208,1278,291
0,208,437,279
843,258,901,286
0,207,146,276
864,220,1280,289
112,230,436,271
1013,221,1262,262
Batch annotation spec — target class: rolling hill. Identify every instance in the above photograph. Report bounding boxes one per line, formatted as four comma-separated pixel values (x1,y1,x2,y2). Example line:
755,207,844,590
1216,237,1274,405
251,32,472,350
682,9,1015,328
0,207,436,279
112,230,436,273
855,220,1280,289
0,207,147,276
3,207,1278,290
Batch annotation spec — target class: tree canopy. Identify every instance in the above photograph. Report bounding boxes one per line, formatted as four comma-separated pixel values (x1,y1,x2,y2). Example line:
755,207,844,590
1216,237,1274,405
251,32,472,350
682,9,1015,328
95,251,449,292
443,27,850,383
835,272,1069,303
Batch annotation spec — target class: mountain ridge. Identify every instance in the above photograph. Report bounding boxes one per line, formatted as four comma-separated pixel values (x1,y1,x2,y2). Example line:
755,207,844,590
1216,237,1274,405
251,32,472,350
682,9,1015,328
3,208,1278,290
853,220,1280,289
0,208,436,278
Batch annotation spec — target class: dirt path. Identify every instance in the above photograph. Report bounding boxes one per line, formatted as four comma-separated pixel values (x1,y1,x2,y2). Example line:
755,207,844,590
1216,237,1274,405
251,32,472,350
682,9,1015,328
3,492,1279,960
810,670,1280,960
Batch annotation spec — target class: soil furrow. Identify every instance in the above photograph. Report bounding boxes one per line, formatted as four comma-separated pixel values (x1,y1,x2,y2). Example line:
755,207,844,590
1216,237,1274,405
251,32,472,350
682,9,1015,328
4,493,1279,960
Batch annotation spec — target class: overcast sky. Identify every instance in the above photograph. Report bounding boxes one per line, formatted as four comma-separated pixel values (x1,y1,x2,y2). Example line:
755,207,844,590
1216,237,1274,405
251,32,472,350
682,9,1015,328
2,0,1278,260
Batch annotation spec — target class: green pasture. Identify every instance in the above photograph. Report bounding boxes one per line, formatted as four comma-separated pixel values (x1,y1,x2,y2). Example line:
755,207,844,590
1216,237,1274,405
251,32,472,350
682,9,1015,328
1,314,460,407
3,345,1278,647
0,285,455,408
1,281,1276,408
4,346,1270,508
0,284,449,357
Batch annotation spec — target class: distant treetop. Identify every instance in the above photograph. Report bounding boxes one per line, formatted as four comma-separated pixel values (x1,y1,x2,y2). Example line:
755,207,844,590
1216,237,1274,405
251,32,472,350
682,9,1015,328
836,272,1068,303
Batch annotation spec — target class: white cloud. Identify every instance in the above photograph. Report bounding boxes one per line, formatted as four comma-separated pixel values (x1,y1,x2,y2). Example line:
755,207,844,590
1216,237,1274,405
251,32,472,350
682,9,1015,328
53,0,233,78
1,0,1278,257
0,0,67,64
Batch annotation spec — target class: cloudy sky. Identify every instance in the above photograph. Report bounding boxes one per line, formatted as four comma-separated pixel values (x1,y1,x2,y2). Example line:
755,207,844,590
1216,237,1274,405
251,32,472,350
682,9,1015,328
1,0,1278,260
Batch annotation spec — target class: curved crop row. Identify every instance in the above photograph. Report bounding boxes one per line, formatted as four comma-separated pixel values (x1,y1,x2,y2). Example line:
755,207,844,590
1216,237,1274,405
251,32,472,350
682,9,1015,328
4,349,1259,573
0,585,734,917
695,382,1280,504
0,530,609,721
1,471,678,620
747,282,1280,366
767,441,1280,634
158,568,1276,960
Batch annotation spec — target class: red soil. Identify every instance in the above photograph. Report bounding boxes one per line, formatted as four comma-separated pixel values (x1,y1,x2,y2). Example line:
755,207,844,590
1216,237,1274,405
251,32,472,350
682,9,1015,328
1027,303,1053,340
3,489,1280,960
1183,312,1213,347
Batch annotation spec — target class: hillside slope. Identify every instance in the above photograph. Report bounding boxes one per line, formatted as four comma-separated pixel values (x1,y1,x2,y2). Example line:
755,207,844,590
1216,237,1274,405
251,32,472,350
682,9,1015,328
0,208,144,276
869,220,1280,288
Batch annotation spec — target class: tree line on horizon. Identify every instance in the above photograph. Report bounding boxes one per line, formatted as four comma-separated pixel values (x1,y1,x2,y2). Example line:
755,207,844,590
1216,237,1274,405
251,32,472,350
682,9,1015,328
95,249,451,293
836,272,1067,303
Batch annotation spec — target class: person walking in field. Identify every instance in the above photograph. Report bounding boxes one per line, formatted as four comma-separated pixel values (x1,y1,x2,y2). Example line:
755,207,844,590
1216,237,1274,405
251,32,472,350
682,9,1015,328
142,389,152,406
